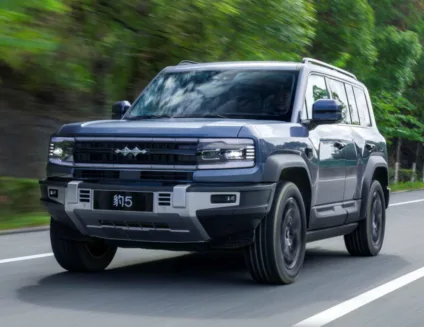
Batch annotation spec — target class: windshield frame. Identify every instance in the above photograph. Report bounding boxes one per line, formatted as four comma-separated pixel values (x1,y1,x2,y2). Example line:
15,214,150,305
124,68,300,122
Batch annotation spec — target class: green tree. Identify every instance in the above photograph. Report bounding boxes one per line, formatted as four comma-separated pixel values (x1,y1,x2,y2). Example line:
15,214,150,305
369,0,424,31
309,0,376,76
0,0,66,69
366,26,422,94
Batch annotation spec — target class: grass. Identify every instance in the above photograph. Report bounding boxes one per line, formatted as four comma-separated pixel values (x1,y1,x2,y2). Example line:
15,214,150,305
0,214,49,231
390,181,424,192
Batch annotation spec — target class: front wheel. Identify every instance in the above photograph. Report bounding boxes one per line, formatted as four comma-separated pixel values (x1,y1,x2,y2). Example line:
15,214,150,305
244,182,307,285
344,180,386,256
50,219,117,272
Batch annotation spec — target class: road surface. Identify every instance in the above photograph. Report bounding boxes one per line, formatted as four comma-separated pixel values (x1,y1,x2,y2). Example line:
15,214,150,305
1,190,424,327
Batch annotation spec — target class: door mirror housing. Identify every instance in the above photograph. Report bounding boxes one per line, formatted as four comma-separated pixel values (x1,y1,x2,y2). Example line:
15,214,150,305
311,99,342,124
112,100,131,119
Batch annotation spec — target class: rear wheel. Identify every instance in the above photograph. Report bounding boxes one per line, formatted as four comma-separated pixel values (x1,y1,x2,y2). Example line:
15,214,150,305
344,180,386,256
50,219,117,272
244,182,307,285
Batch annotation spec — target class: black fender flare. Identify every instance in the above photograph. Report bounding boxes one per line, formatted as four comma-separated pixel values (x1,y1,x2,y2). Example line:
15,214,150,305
359,155,389,219
263,153,312,183
263,153,314,220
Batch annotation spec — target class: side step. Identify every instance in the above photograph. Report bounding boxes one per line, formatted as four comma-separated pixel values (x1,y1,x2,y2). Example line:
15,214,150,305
306,223,358,243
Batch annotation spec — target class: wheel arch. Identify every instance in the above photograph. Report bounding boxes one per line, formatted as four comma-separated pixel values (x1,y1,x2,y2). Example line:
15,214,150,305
360,156,390,219
263,154,313,226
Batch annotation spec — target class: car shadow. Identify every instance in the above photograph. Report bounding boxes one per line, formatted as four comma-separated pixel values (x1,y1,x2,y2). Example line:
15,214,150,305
16,247,410,320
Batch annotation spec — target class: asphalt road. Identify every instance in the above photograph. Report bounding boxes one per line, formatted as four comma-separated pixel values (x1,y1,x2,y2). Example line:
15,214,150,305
1,190,424,327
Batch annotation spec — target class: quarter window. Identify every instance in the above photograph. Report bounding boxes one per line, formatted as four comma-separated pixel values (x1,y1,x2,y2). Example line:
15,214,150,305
353,87,371,126
328,78,351,124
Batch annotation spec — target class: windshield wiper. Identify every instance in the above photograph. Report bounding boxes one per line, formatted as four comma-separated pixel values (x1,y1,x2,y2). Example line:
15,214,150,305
126,113,228,120
126,114,172,120
174,114,227,118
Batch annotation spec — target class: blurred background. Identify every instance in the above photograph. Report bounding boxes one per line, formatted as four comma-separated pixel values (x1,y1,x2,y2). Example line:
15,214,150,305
1,0,424,229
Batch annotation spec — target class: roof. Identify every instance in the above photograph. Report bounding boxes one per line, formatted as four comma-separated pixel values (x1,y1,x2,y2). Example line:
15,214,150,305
165,61,302,72
163,58,361,85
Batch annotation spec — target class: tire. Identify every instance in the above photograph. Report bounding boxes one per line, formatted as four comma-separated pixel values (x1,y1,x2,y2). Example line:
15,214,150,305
344,180,386,256
244,181,307,285
50,218,117,272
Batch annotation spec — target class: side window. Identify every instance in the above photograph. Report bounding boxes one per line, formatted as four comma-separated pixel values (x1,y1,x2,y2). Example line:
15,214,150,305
327,78,351,124
345,84,360,125
353,87,371,126
303,74,330,119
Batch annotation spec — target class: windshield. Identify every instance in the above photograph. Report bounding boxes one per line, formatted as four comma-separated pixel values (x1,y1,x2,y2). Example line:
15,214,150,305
126,70,298,121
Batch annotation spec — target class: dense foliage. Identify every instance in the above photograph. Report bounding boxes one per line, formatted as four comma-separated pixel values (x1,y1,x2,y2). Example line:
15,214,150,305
1,0,424,158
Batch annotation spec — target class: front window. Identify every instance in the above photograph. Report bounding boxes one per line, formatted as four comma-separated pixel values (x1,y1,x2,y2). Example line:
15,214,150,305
126,70,298,121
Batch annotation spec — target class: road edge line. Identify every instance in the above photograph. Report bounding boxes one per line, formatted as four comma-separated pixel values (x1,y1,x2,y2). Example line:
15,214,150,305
0,253,53,264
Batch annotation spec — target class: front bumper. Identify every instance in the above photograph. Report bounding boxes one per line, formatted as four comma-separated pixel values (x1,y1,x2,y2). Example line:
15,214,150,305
40,180,276,244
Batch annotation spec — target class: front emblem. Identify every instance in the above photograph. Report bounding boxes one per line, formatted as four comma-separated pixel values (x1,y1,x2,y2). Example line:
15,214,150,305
113,194,133,208
115,146,148,156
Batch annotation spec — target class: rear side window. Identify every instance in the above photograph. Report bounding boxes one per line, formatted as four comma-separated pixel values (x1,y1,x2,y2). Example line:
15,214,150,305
327,78,351,124
345,84,360,125
302,74,330,120
353,87,371,126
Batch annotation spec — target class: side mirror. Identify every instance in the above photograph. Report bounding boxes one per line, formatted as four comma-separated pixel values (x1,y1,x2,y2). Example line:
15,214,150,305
112,100,131,119
312,99,342,124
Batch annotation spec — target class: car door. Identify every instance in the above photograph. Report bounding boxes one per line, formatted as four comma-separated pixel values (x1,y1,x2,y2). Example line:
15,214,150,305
326,77,358,202
304,74,347,206
344,83,363,201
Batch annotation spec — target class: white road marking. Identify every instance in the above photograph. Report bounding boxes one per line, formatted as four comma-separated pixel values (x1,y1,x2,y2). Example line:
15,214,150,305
389,199,424,207
0,253,53,264
293,266,424,327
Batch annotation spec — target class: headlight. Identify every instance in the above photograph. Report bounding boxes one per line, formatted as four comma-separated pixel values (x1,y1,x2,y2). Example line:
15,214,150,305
197,138,255,169
48,137,74,164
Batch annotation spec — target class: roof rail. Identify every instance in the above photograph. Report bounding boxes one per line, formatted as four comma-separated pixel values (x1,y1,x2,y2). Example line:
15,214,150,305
302,57,357,80
178,60,199,65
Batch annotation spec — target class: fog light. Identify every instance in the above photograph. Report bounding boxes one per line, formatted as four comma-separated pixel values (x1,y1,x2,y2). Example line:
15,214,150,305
211,194,237,204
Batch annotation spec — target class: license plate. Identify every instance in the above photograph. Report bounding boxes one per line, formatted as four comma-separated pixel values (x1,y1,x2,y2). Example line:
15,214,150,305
93,191,154,212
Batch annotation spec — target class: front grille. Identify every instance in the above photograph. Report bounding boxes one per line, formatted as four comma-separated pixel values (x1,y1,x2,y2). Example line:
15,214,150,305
73,169,193,182
140,171,193,181
74,139,198,166
74,169,120,180
158,193,172,206
79,189,91,203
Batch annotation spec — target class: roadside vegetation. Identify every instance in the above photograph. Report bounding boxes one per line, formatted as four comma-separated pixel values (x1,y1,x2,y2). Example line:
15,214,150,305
0,177,48,230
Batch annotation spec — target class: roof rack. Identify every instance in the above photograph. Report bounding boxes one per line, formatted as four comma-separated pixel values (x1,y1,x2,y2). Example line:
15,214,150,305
178,60,199,65
302,57,357,80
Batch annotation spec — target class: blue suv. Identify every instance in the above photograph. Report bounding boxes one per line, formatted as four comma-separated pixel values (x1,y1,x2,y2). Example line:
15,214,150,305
40,58,390,285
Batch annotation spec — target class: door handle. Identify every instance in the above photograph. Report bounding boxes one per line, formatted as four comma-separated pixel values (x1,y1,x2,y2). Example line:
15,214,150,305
365,143,376,152
334,141,346,150
304,146,313,159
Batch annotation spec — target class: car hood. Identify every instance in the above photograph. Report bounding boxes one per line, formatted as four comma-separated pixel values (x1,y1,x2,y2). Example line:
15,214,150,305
57,118,289,138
